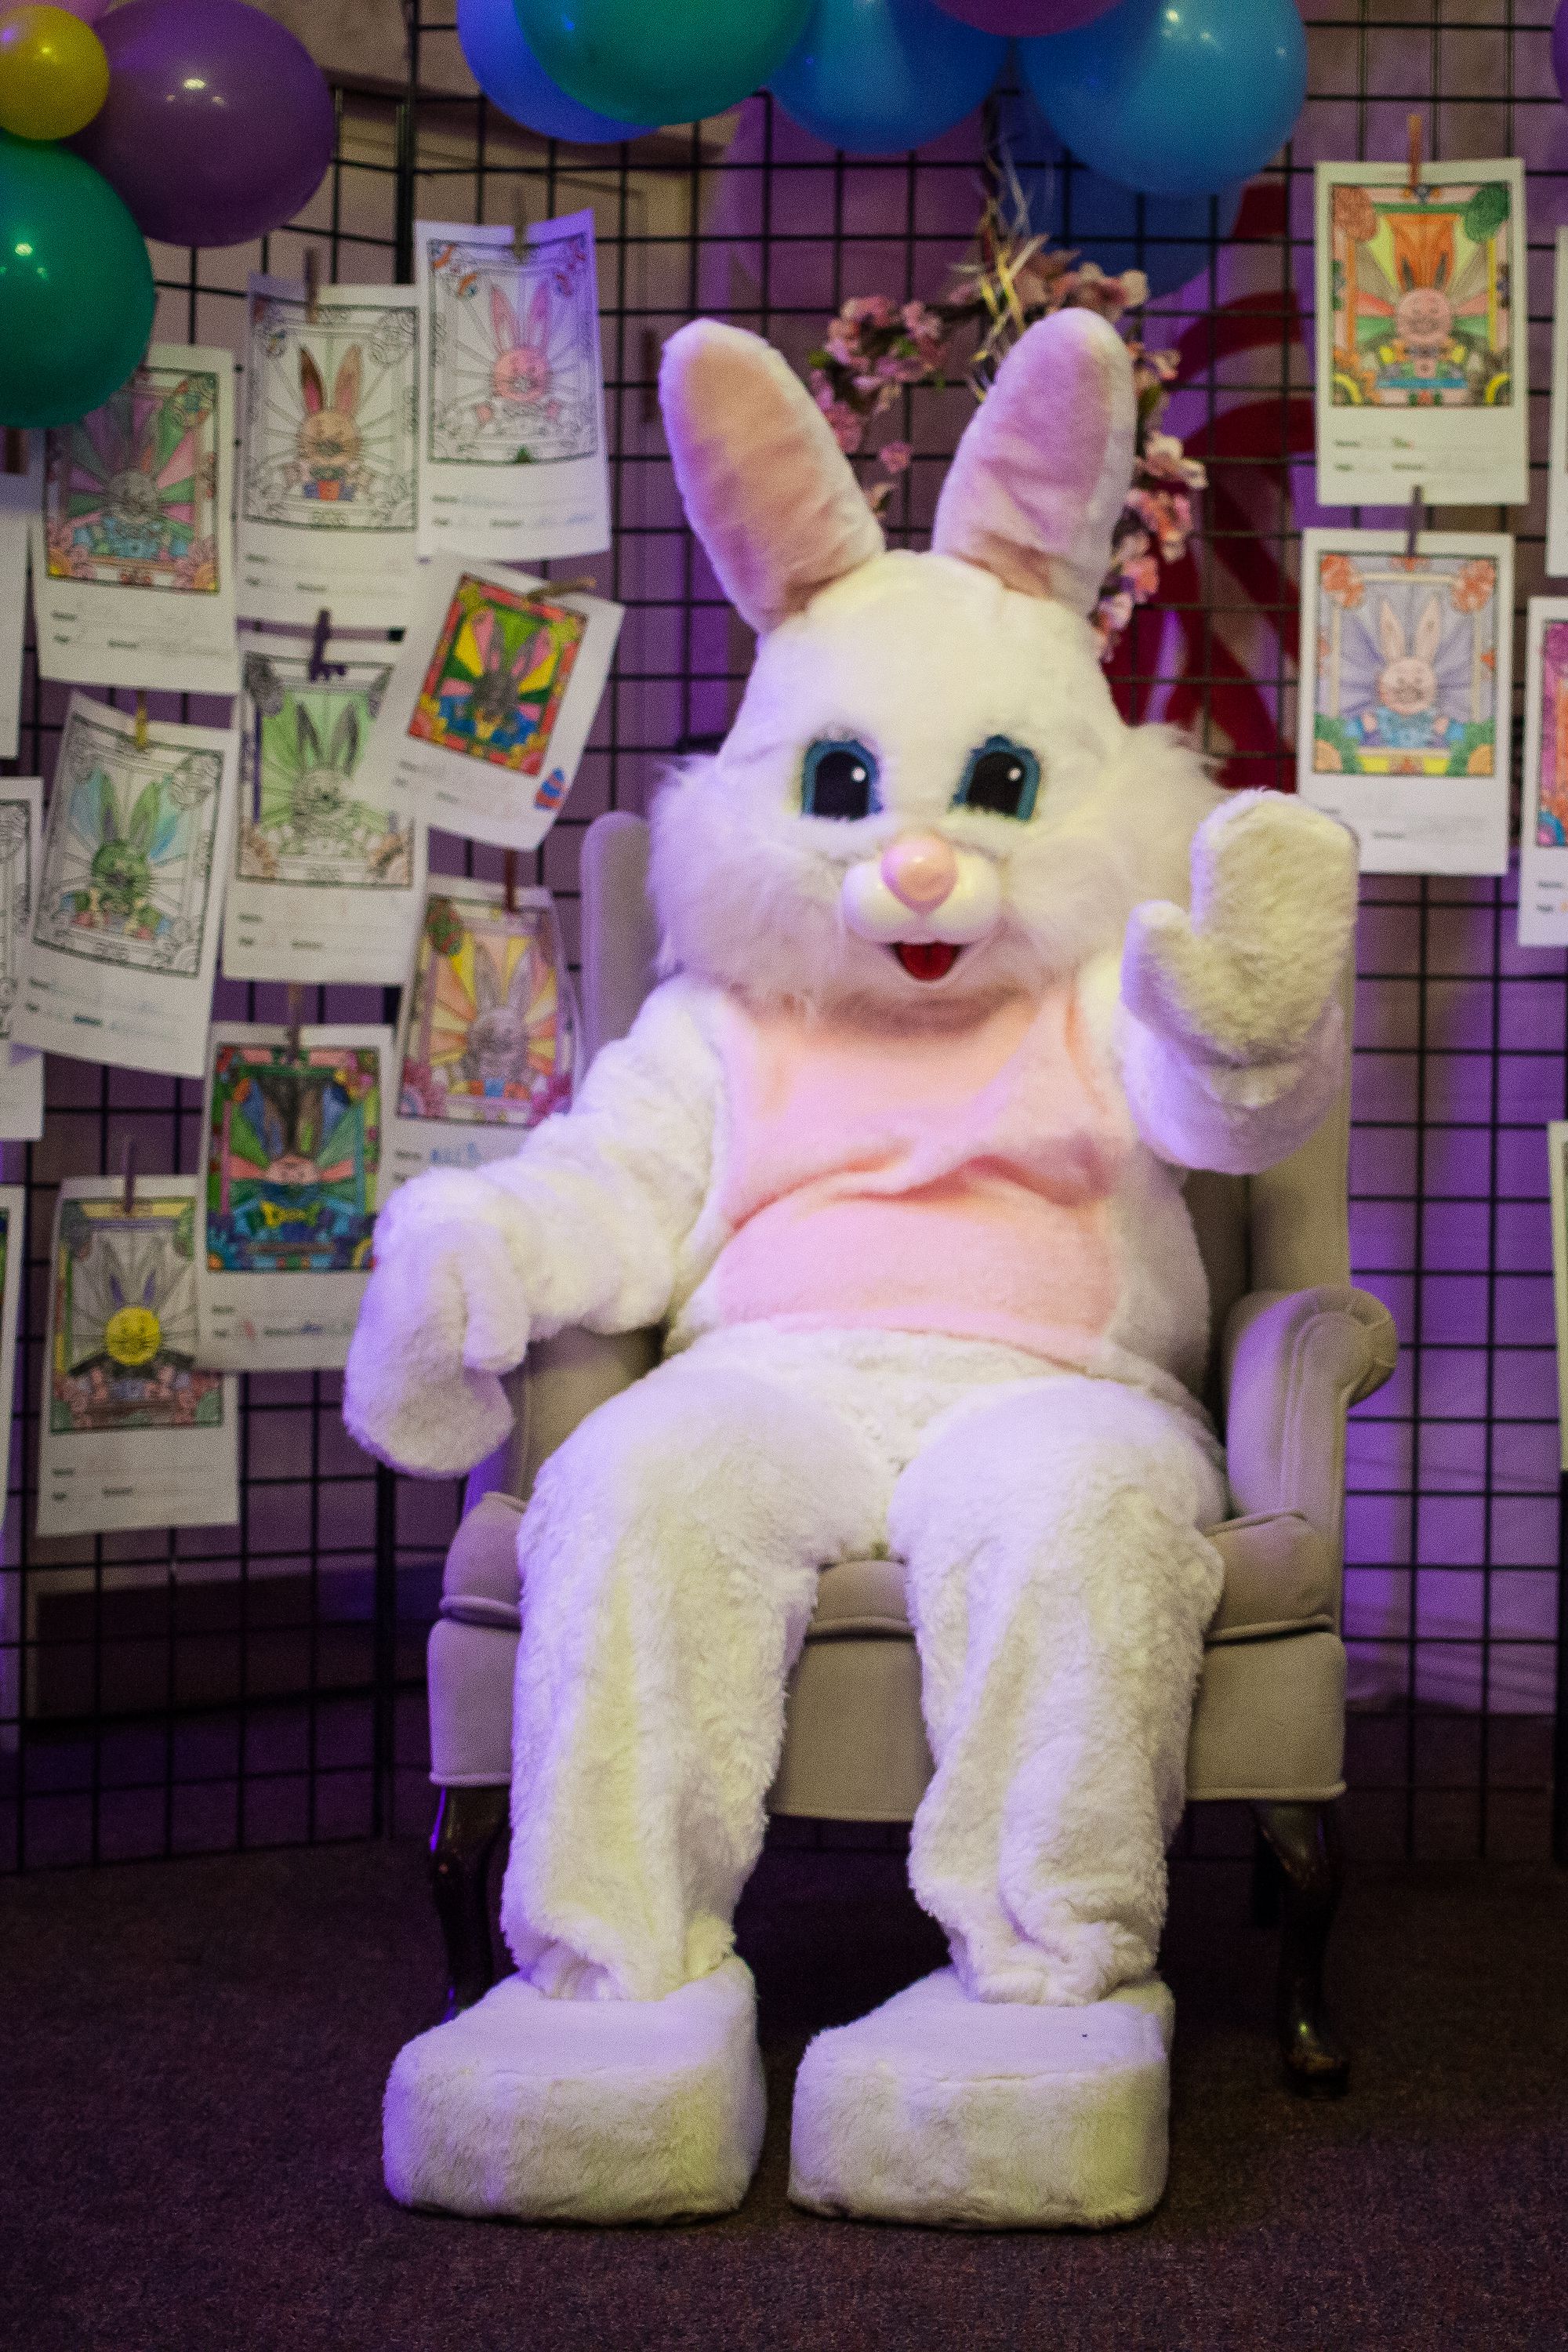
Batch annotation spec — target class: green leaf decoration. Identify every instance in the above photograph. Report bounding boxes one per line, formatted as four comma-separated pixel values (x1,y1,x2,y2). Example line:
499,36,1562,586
1461,183,1509,245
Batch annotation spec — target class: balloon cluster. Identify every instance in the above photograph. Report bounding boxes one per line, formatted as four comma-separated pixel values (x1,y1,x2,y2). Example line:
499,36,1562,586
0,0,333,428
465,0,1306,197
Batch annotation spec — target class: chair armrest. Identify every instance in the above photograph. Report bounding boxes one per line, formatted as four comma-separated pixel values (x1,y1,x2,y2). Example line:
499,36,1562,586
1221,1286,1397,1563
463,1323,660,1513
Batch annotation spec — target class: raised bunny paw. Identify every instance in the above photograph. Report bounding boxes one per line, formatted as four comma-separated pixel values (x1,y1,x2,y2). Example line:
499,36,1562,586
1120,791,1357,1068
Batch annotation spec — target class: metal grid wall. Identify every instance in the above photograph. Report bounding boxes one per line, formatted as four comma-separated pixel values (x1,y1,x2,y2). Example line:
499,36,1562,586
2,0,1563,1873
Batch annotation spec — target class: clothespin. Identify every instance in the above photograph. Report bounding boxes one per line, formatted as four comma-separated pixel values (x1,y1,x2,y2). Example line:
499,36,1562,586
307,606,332,680
1406,483,1423,558
2,429,23,477
133,690,148,751
1406,112,1423,198
523,574,597,608
503,848,518,914
304,246,322,325
121,1135,136,1218
285,982,304,1064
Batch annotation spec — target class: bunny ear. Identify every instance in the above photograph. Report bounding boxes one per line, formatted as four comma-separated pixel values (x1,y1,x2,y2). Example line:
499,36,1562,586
471,946,500,1015
505,942,536,1014
332,345,362,416
328,703,361,772
299,349,325,415
1377,597,1406,665
525,280,550,351
469,609,497,671
510,626,543,684
659,319,884,637
296,703,322,767
491,285,519,353
931,310,1137,616
1414,593,1443,665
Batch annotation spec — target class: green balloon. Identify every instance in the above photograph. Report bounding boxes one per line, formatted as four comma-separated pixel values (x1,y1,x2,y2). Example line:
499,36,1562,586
0,129,154,429
513,0,813,125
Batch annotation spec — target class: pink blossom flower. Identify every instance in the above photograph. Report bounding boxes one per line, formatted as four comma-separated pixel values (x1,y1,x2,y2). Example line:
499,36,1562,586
879,441,913,476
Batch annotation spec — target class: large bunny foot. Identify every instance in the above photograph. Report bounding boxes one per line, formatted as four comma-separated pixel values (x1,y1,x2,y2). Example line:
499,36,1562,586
789,1969,1174,2228
1121,789,1358,1069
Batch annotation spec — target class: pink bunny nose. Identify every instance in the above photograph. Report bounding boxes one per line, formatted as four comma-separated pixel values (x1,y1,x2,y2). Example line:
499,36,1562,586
881,831,958,913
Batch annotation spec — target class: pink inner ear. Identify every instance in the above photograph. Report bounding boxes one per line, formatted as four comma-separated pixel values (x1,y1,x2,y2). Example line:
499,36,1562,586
492,285,518,352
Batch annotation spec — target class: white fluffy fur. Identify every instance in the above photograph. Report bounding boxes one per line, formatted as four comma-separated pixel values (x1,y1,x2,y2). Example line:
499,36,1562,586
790,1968,1174,2227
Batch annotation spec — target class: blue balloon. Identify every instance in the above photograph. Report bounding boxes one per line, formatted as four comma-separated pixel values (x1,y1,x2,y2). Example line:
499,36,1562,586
993,83,1240,299
459,0,652,143
1020,0,1307,199
771,0,1007,155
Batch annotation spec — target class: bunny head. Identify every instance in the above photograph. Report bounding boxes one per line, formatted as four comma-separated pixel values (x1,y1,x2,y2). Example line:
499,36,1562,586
649,315,1218,1021
292,700,360,836
298,345,364,470
465,942,534,1089
1375,594,1441,717
492,281,551,406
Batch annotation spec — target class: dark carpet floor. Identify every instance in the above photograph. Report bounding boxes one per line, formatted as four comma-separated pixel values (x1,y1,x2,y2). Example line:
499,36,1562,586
3,1838,1567,2352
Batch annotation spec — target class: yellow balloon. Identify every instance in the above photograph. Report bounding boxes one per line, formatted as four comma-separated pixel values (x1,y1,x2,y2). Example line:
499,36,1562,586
0,3,109,142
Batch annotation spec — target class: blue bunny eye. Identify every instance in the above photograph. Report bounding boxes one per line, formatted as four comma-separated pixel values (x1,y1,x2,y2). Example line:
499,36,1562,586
801,738,880,820
954,736,1040,822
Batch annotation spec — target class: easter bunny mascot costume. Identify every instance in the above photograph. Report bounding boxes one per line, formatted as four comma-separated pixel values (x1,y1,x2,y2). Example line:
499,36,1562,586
350,310,1357,2230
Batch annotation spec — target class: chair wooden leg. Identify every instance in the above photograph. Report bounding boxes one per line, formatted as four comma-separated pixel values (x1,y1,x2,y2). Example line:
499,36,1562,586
1253,1799,1349,2098
430,1784,509,2024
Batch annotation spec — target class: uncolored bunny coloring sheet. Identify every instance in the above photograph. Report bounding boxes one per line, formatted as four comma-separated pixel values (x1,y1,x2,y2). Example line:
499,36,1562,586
1519,599,1568,944
0,431,41,762
1313,162,1528,510
14,694,238,1080
415,212,611,562
195,1023,393,1374
389,880,575,1184
0,778,44,1142
30,345,241,696
223,628,425,987
38,1176,239,1540
238,279,420,633
358,555,622,852
1298,528,1513,873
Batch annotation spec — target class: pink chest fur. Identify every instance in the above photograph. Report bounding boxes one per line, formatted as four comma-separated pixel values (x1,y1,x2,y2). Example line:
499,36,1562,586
708,989,1132,1361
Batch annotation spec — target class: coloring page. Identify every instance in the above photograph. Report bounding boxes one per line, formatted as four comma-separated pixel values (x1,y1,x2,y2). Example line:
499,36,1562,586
0,1186,23,1476
223,630,424,987
1298,530,1512,875
0,430,41,760
196,1023,394,1373
1314,162,1527,510
390,880,575,1183
1549,1123,1568,1470
30,346,241,695
416,211,611,562
1546,234,1568,579
358,557,620,851
0,779,44,1142
14,694,237,1080
38,1177,238,1538
238,278,420,631
1518,601,1568,945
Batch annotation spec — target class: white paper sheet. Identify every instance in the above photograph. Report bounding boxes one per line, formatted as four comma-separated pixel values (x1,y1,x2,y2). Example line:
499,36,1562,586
1313,161,1528,510
222,629,424,986
14,695,238,1080
0,1183,24,1461
0,430,40,761
30,345,241,695
388,880,575,1184
238,279,421,631
0,778,44,1142
1297,528,1512,876
38,1176,239,1539
1517,600,1568,945
195,1022,394,1373
416,212,611,563
357,556,620,852
1546,235,1568,581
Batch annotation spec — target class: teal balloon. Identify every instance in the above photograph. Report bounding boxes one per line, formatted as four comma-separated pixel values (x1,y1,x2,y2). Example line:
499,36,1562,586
770,0,1007,154
514,0,814,125
1021,0,1307,199
0,130,154,426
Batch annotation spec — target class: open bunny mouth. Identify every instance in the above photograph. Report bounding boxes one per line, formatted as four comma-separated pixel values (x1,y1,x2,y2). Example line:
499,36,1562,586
893,942,962,982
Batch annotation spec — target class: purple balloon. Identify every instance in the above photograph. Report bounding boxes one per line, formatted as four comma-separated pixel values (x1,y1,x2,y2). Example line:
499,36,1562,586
70,0,334,249
934,0,1117,29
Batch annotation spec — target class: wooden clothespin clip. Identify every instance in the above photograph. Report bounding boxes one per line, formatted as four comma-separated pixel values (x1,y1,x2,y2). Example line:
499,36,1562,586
1406,483,1423,559
2,428,24,477
524,574,597,608
304,245,322,325
307,606,332,680
134,689,148,751
285,981,304,1064
121,1135,137,1218
503,848,518,914
1406,112,1423,198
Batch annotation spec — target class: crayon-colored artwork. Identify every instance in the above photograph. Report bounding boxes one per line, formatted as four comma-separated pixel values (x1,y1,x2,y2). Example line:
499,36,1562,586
1329,180,1513,408
241,294,417,531
425,230,599,466
51,1196,223,1435
238,653,410,890
407,573,586,775
36,707,223,975
1536,622,1568,849
1311,550,1498,778
398,894,573,1131
44,364,220,590
0,793,32,1038
205,1044,381,1274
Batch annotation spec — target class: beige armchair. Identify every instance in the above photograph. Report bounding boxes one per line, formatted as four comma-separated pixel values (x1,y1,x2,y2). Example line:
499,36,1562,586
423,812,1397,2092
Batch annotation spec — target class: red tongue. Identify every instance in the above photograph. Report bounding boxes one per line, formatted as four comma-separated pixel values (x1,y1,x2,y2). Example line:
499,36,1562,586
895,941,959,982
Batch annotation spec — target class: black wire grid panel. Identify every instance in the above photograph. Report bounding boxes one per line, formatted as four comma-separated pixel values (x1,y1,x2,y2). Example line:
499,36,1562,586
1,0,1564,1873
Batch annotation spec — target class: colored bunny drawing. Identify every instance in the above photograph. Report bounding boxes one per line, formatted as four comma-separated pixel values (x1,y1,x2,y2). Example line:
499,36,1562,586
295,344,365,501
45,364,220,591
475,283,553,433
